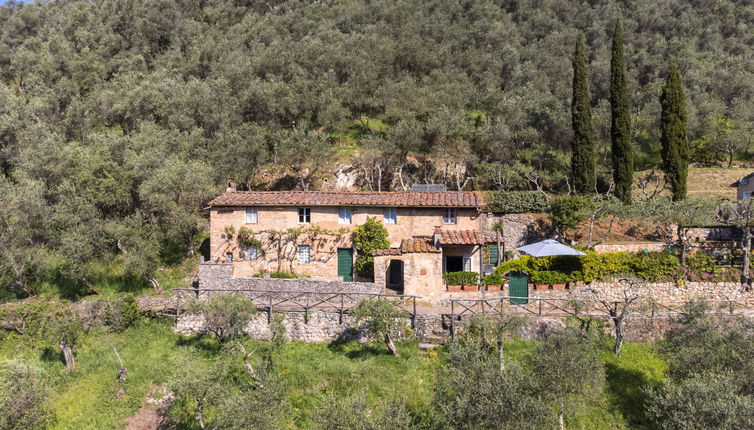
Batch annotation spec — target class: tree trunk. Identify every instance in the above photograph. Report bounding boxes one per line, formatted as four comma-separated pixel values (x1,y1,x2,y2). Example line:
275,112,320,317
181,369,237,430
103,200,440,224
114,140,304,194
678,226,687,267
196,399,205,429
61,341,75,373
742,227,752,287
558,399,565,430
613,317,624,356
497,334,505,372
385,332,399,356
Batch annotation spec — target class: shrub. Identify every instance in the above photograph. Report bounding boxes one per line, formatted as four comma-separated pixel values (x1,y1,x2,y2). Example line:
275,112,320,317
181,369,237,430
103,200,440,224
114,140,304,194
104,294,141,332
483,272,504,285
549,195,597,234
495,256,536,275
0,360,55,430
530,271,569,285
581,252,632,281
353,217,390,279
253,271,297,279
484,191,550,213
686,252,716,273
568,270,584,282
443,271,479,285
187,294,258,342
630,252,679,282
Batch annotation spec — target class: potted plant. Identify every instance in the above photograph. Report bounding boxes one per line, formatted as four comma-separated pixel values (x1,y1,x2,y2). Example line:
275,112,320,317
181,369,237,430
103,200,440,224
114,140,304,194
530,271,551,290
550,271,569,290
443,271,463,292
568,271,586,287
483,272,503,292
444,271,478,292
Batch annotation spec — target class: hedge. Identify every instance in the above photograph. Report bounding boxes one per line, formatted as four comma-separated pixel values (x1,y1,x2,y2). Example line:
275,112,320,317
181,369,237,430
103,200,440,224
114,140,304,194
443,271,479,285
483,191,550,214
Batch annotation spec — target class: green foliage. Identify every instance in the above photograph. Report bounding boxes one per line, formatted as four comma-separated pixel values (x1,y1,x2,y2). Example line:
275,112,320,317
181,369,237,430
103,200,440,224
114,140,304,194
531,327,606,422
353,217,390,279
685,252,717,273
610,19,634,203
549,194,598,234
482,272,504,286
237,226,263,250
350,298,407,342
0,300,82,348
442,271,479,285
103,294,141,332
312,391,416,430
571,33,596,194
530,270,569,285
630,252,680,282
661,63,690,201
645,372,754,430
483,191,550,214
188,295,258,342
0,360,54,430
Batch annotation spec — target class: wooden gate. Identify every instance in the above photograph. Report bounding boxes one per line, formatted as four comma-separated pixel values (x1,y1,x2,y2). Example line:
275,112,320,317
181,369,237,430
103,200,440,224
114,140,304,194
337,248,354,282
508,272,529,304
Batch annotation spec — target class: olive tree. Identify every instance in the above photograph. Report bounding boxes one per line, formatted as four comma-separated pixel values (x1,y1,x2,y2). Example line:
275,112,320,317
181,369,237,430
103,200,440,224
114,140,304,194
0,360,54,430
188,294,258,342
350,298,408,356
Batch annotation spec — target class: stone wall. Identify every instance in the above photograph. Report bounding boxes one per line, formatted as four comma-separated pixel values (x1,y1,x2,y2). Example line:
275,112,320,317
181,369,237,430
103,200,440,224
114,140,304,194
198,262,383,294
480,213,549,253
529,280,753,302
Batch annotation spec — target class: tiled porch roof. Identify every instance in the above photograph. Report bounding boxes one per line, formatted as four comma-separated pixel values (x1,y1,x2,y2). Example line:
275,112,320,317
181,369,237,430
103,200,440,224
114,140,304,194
209,190,485,208
401,237,441,254
372,248,402,256
438,229,488,245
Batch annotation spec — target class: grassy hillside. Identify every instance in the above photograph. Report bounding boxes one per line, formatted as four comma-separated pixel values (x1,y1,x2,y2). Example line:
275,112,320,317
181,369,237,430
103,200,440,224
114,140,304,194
634,167,749,201
0,320,666,429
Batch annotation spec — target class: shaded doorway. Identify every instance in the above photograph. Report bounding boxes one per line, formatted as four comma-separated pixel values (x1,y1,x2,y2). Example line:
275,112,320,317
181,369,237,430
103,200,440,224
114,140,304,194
386,260,404,293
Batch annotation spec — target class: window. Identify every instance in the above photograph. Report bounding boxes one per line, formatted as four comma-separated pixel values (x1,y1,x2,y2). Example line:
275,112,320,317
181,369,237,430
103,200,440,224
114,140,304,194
298,207,311,224
297,245,311,264
245,246,259,260
245,207,258,224
744,192,752,200
383,208,397,225
225,252,234,262
338,207,352,224
443,208,457,224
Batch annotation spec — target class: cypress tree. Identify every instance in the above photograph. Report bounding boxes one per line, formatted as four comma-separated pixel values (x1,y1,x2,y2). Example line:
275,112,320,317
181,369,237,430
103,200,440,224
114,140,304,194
571,33,596,194
610,19,633,203
660,62,689,201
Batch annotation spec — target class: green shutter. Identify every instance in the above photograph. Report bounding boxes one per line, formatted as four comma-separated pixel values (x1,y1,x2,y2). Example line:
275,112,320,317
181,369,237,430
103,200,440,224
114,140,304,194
337,248,353,282
487,244,499,265
508,272,529,304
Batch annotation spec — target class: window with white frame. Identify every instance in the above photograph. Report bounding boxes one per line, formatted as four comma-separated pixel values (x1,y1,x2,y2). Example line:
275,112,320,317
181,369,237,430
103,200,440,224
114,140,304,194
298,208,311,224
297,245,311,264
383,207,397,225
245,246,259,260
338,207,352,224
245,207,258,224
443,208,457,224
744,191,752,200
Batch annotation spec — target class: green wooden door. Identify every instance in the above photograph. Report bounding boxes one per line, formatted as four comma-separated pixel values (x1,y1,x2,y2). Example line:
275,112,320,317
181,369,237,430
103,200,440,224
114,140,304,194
508,272,528,304
487,244,499,265
337,248,353,282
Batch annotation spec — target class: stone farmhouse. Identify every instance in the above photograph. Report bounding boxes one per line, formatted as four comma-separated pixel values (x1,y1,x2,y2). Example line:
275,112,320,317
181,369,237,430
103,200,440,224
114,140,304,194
207,189,501,297
731,172,754,200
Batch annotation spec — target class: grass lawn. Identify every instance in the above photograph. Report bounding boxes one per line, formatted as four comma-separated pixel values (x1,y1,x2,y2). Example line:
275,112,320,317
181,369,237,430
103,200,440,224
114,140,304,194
0,320,667,429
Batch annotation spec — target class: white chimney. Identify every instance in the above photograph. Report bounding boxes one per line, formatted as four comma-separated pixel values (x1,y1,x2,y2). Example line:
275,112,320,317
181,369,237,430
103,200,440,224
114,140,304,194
226,180,237,192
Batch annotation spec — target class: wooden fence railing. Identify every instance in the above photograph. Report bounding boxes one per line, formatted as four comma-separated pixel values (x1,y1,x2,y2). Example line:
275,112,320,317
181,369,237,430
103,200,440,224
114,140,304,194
172,288,420,327
448,296,754,337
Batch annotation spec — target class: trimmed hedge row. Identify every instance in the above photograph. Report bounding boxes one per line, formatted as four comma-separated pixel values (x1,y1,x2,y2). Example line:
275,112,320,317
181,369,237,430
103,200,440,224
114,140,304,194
494,251,722,283
443,271,479,285
483,191,550,214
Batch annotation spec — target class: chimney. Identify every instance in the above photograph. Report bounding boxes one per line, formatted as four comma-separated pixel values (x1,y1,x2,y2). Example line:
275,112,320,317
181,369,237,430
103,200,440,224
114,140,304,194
226,180,237,192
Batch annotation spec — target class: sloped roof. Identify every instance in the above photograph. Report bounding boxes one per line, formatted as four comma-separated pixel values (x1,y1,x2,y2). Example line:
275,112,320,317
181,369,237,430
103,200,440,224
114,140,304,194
438,229,488,245
400,237,441,253
209,191,485,208
730,172,754,187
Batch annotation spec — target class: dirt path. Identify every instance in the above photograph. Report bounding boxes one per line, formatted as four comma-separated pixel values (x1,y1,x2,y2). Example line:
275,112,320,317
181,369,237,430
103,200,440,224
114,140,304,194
122,386,173,430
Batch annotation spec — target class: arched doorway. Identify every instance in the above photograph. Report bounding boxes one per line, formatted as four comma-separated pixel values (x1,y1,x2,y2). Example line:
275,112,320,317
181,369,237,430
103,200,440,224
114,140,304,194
386,260,404,293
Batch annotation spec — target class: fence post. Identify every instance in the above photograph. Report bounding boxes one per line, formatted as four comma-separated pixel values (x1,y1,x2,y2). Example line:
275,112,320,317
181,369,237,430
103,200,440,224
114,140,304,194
729,300,734,315
411,297,416,330
538,299,543,316
339,294,344,325
268,295,273,324
450,301,455,340
175,292,181,324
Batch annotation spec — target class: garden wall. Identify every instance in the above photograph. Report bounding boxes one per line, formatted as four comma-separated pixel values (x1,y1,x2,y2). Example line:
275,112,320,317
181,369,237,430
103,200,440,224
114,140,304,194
528,280,754,302
198,263,383,295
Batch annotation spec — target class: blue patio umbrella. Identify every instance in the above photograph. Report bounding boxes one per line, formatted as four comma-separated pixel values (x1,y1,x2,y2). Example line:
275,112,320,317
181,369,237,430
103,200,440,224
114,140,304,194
516,239,586,257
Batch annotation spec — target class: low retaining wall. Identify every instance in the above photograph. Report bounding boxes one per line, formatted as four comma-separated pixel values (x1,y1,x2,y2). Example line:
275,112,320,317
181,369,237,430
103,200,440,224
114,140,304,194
198,263,383,294
530,280,752,302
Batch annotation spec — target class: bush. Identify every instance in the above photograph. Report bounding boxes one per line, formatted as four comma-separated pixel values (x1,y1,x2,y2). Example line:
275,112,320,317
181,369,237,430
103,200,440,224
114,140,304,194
581,252,632,281
549,195,597,234
483,272,504,285
187,295,258,342
0,360,55,430
495,256,536,275
443,271,479,285
630,252,679,282
104,295,141,332
530,271,569,285
484,191,550,214
685,252,717,273
353,217,390,279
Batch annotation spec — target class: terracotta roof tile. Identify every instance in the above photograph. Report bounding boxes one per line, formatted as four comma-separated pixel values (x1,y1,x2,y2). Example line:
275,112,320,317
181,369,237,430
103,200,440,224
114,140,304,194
438,229,487,245
400,237,441,253
372,248,402,256
209,191,485,208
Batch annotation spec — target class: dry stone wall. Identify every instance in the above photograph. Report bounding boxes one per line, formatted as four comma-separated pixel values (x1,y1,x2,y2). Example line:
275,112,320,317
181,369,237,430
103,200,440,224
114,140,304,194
199,263,383,294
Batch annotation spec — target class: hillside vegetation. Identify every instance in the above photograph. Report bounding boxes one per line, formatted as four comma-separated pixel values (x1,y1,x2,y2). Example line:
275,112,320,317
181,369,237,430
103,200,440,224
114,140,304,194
2,0,754,296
